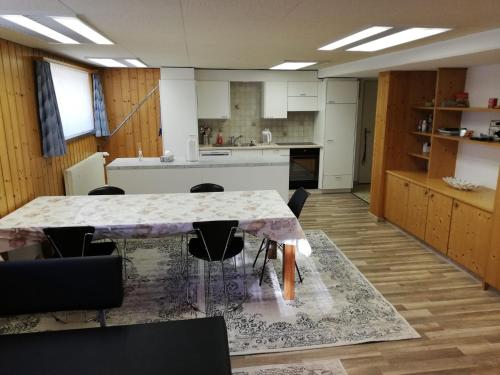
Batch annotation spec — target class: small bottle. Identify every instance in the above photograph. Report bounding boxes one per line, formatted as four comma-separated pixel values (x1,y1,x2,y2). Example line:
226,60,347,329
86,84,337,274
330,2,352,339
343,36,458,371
421,120,427,133
137,143,143,161
216,130,223,145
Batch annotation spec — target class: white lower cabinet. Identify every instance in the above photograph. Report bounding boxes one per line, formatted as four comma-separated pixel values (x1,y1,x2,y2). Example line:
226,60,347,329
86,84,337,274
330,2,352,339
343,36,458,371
232,149,264,157
262,148,290,157
322,174,353,189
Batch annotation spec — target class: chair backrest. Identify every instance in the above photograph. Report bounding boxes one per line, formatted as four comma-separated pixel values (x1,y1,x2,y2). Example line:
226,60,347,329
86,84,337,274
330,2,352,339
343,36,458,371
43,226,95,257
190,183,224,193
192,220,239,261
0,255,123,315
287,187,310,219
88,186,125,195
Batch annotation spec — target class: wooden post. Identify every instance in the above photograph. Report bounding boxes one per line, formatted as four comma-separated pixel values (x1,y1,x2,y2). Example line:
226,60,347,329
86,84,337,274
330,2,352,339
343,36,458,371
282,244,296,300
267,241,277,259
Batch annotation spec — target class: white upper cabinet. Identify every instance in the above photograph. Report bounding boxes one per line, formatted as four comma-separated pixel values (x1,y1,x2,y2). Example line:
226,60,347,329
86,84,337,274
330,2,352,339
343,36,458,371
196,81,230,119
288,82,318,97
262,82,288,119
287,81,318,112
326,80,359,104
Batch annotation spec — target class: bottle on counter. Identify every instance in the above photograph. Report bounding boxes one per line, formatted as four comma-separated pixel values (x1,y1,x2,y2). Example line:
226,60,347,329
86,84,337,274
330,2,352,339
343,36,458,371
216,130,223,145
137,143,143,161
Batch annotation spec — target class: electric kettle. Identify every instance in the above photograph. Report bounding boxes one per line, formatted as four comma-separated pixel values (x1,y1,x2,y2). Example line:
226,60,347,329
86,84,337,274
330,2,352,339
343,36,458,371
261,128,272,144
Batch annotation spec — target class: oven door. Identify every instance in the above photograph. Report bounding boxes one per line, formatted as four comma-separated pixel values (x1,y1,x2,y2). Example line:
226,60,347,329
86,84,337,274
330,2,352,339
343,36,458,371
289,148,319,189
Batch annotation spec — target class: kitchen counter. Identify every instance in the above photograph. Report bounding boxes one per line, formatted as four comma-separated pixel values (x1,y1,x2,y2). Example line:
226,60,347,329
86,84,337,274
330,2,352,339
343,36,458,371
107,156,288,170
199,142,322,151
106,156,290,199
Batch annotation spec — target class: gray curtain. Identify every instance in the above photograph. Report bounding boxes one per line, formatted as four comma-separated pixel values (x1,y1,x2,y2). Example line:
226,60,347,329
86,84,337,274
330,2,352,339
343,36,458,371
34,60,67,157
92,73,110,137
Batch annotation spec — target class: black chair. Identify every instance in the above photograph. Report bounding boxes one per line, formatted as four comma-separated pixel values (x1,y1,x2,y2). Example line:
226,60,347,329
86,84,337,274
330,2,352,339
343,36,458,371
253,187,310,286
88,186,125,195
190,183,224,193
0,255,123,327
43,226,117,258
186,220,246,315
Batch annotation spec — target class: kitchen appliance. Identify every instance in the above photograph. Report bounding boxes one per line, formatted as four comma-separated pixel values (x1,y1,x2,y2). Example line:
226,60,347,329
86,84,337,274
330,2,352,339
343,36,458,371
287,147,319,189
261,128,272,144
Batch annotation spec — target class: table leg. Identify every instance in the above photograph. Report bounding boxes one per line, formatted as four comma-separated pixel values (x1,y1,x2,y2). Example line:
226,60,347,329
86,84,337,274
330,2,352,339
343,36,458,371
267,241,277,259
283,244,295,300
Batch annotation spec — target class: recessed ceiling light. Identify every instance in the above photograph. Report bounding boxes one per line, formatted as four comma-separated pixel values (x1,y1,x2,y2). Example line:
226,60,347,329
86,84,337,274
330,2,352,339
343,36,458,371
270,62,317,70
1,15,78,44
348,27,451,52
318,26,392,51
52,16,113,45
87,58,126,68
125,59,147,68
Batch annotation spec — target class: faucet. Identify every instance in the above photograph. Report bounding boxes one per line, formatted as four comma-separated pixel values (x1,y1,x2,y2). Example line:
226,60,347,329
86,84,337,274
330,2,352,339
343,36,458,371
231,135,243,146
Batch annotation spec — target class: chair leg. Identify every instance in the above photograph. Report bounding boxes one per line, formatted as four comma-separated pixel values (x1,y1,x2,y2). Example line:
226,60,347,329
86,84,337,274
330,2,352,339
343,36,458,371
206,262,212,316
97,310,106,327
295,261,303,283
221,260,228,313
259,245,270,286
252,239,266,268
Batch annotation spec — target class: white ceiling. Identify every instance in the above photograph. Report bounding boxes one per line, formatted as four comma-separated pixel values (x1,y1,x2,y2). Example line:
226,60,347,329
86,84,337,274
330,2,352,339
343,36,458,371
1,0,500,71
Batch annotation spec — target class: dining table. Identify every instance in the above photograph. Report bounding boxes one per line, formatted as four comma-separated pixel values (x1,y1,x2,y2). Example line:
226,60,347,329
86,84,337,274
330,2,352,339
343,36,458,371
0,190,311,300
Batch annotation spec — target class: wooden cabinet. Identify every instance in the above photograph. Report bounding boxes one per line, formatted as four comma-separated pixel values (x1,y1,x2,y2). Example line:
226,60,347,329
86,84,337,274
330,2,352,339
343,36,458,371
384,174,409,226
326,80,359,104
425,191,453,254
262,82,287,119
196,81,230,119
405,184,429,240
448,201,493,277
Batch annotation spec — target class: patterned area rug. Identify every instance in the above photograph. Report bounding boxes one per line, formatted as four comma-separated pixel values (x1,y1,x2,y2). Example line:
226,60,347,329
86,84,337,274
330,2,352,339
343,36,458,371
233,359,347,374
0,230,419,355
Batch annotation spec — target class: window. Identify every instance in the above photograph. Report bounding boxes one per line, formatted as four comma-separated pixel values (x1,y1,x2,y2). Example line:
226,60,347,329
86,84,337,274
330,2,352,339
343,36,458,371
50,62,94,140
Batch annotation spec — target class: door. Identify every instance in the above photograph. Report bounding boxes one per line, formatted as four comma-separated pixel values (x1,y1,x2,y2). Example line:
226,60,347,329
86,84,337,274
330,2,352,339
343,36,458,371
448,201,493,277
424,191,453,254
384,174,409,226
323,103,357,176
356,80,378,183
405,183,429,240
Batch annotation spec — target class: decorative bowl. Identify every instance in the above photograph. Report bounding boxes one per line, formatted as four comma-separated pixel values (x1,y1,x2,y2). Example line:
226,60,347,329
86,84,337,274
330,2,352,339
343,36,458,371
442,177,479,191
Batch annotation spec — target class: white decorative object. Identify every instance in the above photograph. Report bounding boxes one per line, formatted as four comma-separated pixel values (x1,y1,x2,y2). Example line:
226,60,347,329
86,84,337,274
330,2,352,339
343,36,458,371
442,177,479,191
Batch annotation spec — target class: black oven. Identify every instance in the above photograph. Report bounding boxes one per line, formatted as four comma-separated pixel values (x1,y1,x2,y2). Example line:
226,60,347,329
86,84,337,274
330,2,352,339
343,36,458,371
285,147,319,190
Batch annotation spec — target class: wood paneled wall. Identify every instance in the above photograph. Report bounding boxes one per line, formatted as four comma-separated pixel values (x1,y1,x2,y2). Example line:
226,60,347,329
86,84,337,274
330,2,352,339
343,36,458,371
99,68,162,161
0,38,97,218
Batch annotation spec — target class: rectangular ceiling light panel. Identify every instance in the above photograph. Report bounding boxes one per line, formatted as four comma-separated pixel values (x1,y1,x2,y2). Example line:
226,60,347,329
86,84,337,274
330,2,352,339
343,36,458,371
270,62,317,70
125,59,147,67
52,16,113,45
318,26,392,51
348,27,451,52
88,58,126,67
1,15,79,44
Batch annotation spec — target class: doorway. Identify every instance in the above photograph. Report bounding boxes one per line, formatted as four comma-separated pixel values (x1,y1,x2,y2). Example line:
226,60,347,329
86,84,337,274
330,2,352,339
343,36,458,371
353,79,378,203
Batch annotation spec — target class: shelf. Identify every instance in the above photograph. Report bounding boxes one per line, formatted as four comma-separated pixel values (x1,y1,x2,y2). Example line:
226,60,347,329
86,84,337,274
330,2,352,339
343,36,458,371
408,152,430,160
411,131,433,137
413,106,434,111
436,106,500,113
433,134,500,148
386,169,496,213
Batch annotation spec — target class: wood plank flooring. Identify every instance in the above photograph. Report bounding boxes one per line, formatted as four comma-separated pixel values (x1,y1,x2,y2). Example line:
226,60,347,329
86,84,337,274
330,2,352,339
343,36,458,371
231,193,500,374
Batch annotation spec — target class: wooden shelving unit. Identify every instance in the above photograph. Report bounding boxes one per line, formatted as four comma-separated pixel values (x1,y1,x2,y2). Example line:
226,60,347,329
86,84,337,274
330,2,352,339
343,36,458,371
436,106,500,113
408,152,430,160
371,66,500,292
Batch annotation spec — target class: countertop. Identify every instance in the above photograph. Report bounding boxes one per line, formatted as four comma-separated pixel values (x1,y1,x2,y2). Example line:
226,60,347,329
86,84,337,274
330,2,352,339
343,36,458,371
106,156,289,170
199,142,322,151
387,170,496,213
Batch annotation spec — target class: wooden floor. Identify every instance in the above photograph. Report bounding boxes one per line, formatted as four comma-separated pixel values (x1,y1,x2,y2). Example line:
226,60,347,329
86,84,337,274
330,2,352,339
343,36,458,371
231,193,500,374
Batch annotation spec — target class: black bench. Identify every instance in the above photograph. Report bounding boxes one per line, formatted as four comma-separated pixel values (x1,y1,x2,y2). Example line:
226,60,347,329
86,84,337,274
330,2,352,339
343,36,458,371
0,317,232,375
0,255,123,324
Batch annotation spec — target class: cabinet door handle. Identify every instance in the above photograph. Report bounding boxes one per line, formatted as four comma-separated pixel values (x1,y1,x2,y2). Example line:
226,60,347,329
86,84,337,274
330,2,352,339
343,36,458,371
454,202,459,208
430,193,434,198
404,182,409,187
424,190,428,195
300,93,306,96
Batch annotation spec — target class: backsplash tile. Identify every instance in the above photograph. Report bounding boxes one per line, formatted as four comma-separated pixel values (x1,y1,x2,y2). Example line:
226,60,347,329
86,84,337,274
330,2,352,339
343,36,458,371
198,82,315,145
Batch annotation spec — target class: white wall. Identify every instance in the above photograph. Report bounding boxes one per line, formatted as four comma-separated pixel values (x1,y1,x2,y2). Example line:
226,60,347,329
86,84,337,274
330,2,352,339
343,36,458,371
454,64,500,189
